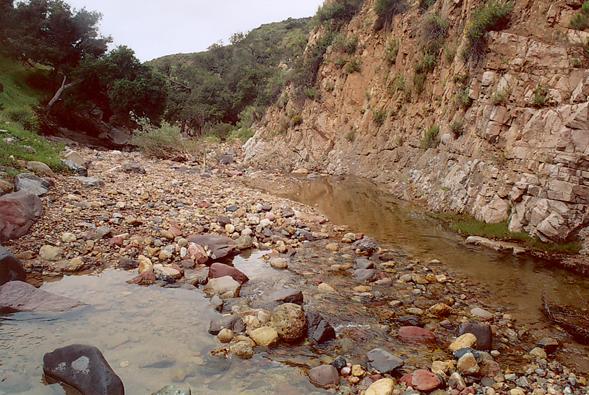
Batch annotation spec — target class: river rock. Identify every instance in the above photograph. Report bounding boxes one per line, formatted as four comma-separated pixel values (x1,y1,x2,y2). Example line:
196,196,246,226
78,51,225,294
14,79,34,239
209,263,249,284
271,303,307,343
217,328,234,343
470,307,494,320
187,243,208,265
0,281,82,313
208,315,245,335
0,179,12,195
0,246,26,285
153,264,182,283
269,288,303,305
366,378,396,395
307,312,336,343
353,268,376,282
459,322,493,350
366,348,404,373
229,340,254,359
186,234,237,261
537,337,559,353
74,176,104,188
204,276,241,299
269,257,289,269
0,191,43,242
43,344,124,395
26,161,54,176
353,237,379,255
450,333,478,352
152,384,191,395
62,160,87,176
250,326,278,347
39,245,62,261
457,352,480,375
15,173,50,196
401,369,442,392
308,365,339,388
398,326,436,344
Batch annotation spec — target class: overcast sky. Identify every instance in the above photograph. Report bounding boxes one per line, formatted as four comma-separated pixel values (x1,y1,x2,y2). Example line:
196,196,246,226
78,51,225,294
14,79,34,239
66,0,324,61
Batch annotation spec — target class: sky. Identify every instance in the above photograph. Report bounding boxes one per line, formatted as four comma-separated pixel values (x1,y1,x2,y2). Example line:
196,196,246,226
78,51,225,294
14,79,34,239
66,0,324,61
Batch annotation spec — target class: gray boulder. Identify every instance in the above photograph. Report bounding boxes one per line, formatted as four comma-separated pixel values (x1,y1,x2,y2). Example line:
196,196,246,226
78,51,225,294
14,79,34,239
0,191,43,242
15,173,50,196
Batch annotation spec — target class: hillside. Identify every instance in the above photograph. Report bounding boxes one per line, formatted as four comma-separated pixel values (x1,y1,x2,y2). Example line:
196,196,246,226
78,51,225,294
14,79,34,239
245,0,589,250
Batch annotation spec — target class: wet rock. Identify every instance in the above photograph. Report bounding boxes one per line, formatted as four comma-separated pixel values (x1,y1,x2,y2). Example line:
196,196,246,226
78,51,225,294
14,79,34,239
209,262,249,285
366,378,396,395
153,264,182,283
401,369,442,392
307,312,336,343
0,246,26,285
74,176,104,188
308,365,339,388
0,281,82,313
398,326,436,344
270,288,303,305
271,303,307,343
210,294,224,312
39,245,62,261
0,191,43,242
457,352,480,375
332,357,347,370
450,333,478,352
184,268,209,286
208,315,245,335
537,337,559,353
250,326,278,347
229,340,254,359
152,384,191,395
217,328,234,343
396,315,422,327
186,234,237,261
355,257,374,269
366,348,404,374
43,344,124,395
353,237,379,255
269,257,289,270
459,322,493,350
236,235,253,250
139,354,176,368
353,268,376,282
15,173,50,196
204,276,241,299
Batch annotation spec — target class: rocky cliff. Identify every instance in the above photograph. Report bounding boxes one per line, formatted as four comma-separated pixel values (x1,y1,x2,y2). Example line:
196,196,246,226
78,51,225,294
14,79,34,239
245,0,589,247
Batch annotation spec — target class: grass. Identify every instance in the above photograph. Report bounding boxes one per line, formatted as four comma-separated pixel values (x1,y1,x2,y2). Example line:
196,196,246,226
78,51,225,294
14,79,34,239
421,124,440,149
532,84,549,107
385,38,400,65
450,119,464,137
131,119,201,159
463,1,514,62
344,58,362,74
439,214,583,254
570,1,589,30
491,89,509,105
373,109,387,126
0,124,65,171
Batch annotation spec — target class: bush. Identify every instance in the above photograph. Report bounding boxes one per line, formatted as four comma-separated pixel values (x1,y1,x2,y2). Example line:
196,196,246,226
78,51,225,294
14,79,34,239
491,89,509,105
389,74,406,94
463,1,514,62
415,53,438,74
374,0,407,30
345,130,356,142
290,114,303,126
292,31,335,91
444,44,457,63
570,1,589,30
344,58,362,74
131,119,200,160
335,35,359,54
421,13,449,55
373,109,387,126
450,119,464,137
7,108,39,131
385,38,400,64
532,84,549,107
419,0,437,10
413,72,427,95
316,0,364,24
304,87,319,100
421,124,440,149
456,87,473,109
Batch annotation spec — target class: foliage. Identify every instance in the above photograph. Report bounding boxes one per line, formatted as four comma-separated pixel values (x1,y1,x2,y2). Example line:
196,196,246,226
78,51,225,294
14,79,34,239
344,58,362,74
292,29,335,96
0,124,64,171
491,89,509,105
532,84,549,107
304,87,319,100
316,0,364,25
389,74,406,94
444,44,457,63
413,72,427,95
450,119,464,137
131,119,200,159
570,2,589,30
456,87,473,109
385,38,400,64
421,124,440,148
421,13,449,55
335,34,359,54
373,109,387,126
463,1,514,62
419,0,437,10
374,0,407,30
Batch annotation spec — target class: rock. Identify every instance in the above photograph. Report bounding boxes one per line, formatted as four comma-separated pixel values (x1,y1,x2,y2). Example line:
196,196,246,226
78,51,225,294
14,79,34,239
209,262,249,284
449,333,478,352
74,176,104,188
138,256,153,274
429,303,452,317
269,257,289,270
269,288,304,305
448,372,466,390
26,161,54,176
457,352,480,375
15,173,50,196
0,246,26,285
471,307,494,320
398,326,436,344
308,365,339,388
352,237,379,255
0,179,13,195
366,378,396,395
61,232,77,243
219,154,234,165
118,258,138,270
236,235,253,250
63,150,86,168
39,245,62,261
459,322,493,350
62,160,87,176
353,268,376,282
204,276,241,299
208,315,245,335
530,347,547,359
187,243,209,265
366,348,404,374
43,345,124,395
271,303,307,343
186,234,238,261
250,326,278,347
0,281,82,313
401,369,442,392
122,162,146,174
152,384,191,395
210,294,224,312
307,312,336,343
332,357,347,370
318,282,336,293
217,328,234,343
127,271,156,286
0,191,43,242
229,341,254,359
153,264,182,283
355,257,374,269
537,337,559,353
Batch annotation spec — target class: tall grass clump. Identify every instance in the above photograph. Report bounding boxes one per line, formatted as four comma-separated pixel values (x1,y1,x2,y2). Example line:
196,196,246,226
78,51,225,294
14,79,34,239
131,119,200,160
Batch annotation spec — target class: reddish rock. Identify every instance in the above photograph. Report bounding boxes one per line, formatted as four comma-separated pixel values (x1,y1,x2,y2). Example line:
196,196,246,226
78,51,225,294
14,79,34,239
398,326,436,344
0,281,82,313
188,243,209,265
401,369,442,392
127,271,156,286
186,234,238,261
308,365,339,388
209,263,249,284
0,191,43,242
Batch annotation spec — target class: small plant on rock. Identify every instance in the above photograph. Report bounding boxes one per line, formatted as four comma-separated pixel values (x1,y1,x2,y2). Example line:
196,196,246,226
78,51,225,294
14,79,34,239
532,84,549,107
570,1,589,30
373,109,387,126
421,124,440,149
463,1,514,62
344,58,362,74
491,89,509,105
385,38,400,64
450,119,465,137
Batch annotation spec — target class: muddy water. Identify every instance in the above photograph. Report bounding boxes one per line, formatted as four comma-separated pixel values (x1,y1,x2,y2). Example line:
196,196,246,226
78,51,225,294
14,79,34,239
0,254,323,395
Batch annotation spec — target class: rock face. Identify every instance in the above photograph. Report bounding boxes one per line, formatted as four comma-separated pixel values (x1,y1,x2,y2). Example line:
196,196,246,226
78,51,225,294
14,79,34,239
43,344,124,395
271,303,307,343
0,281,82,313
0,246,26,285
186,234,238,261
0,191,43,242
244,0,589,250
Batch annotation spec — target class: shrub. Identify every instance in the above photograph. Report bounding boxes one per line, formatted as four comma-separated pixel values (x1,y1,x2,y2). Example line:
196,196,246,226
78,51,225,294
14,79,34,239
444,44,457,63
131,120,200,160
7,108,39,131
419,0,437,10
532,84,549,107
413,72,427,95
415,53,438,74
421,124,440,149
316,0,364,24
450,119,464,137
491,89,509,105
456,87,473,109
335,58,348,69
385,38,400,64
290,114,303,126
304,87,319,100
374,0,407,30
421,13,449,55
336,35,359,54
463,1,514,62
570,1,589,30
292,31,336,90
389,74,406,94
373,109,387,126
345,130,356,142
345,58,362,74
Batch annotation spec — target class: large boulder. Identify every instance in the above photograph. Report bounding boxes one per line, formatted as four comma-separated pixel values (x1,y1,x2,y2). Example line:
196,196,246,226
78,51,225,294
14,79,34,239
0,246,26,285
209,263,249,284
0,281,82,313
186,234,238,261
15,173,50,196
43,344,124,395
0,191,43,242
271,303,307,343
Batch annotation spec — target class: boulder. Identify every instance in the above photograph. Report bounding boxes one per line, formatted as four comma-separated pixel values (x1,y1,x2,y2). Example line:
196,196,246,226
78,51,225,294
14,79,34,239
186,234,238,261
269,288,303,305
203,276,241,299
0,246,26,285
306,312,336,343
43,344,124,395
209,263,249,285
458,322,493,350
15,173,50,196
271,303,307,343
0,281,82,313
366,348,404,373
308,365,339,388
0,191,43,242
